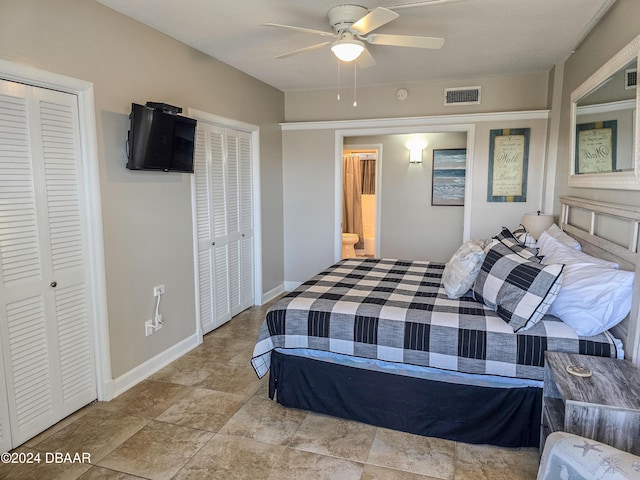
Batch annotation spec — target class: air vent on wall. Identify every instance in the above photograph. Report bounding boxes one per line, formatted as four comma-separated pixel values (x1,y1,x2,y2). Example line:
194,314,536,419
625,68,637,90
444,86,481,106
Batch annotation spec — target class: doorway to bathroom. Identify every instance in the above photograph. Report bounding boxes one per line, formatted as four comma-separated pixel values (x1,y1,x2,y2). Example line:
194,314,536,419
342,146,380,259
341,130,469,263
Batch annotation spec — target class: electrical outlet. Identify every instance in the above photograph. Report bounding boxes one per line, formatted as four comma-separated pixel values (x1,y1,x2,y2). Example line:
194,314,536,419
145,315,163,336
153,284,165,297
145,319,154,336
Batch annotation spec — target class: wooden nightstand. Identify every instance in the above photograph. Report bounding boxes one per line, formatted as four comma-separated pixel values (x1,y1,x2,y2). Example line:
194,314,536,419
542,351,640,455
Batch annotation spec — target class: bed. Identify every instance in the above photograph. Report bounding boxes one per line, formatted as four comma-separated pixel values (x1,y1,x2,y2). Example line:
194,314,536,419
251,197,638,448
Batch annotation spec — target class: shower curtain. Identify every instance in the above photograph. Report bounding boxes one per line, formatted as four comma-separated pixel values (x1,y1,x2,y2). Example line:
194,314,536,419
361,158,376,195
342,154,364,249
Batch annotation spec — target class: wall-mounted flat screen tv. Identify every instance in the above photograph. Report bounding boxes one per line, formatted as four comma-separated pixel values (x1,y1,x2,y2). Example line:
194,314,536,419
126,103,197,173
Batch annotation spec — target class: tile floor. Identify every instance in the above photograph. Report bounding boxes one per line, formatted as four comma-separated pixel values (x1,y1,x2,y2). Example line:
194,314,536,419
1,301,540,480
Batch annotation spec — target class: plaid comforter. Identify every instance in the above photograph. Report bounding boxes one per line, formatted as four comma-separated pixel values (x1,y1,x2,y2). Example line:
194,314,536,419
251,258,619,381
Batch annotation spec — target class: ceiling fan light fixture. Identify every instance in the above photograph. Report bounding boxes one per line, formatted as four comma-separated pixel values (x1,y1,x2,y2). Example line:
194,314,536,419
331,38,365,62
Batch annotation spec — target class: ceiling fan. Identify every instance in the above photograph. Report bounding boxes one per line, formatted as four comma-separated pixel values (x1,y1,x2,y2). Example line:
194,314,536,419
265,4,446,68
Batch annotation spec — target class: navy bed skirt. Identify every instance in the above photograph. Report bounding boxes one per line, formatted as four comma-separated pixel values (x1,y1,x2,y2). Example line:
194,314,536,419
269,350,542,448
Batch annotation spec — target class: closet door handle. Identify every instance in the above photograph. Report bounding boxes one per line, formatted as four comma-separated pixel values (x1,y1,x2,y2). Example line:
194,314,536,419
50,281,57,288
211,242,215,246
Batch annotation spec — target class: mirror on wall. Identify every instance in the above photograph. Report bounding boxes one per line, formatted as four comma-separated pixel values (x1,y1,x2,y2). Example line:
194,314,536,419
569,35,640,189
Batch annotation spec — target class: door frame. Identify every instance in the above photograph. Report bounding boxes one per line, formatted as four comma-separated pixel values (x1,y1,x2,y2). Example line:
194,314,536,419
341,144,382,258
188,108,262,338
0,59,112,400
334,124,476,262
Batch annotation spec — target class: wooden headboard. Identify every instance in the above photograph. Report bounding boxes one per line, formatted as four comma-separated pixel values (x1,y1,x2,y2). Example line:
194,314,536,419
559,196,640,364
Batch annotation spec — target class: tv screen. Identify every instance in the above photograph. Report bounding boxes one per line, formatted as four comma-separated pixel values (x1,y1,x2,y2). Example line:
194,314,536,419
127,103,197,173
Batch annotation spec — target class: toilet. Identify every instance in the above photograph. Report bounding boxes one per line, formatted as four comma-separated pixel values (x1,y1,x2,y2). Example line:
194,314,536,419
342,233,359,258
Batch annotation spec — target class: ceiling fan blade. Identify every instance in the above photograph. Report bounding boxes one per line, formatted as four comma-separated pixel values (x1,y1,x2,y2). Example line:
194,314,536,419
351,7,399,35
273,42,331,59
386,0,468,9
263,23,335,37
356,48,376,68
366,33,444,49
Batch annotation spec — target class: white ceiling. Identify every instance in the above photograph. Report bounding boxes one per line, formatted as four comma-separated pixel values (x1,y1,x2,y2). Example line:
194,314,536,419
96,0,616,92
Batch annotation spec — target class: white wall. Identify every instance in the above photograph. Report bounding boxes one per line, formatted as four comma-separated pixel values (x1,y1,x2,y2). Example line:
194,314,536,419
0,0,285,379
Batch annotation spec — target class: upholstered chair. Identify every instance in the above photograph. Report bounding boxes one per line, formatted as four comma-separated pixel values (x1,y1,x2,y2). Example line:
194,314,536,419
538,432,640,480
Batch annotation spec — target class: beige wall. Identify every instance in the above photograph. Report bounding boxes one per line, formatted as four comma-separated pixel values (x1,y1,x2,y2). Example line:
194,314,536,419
282,71,550,283
283,116,549,284
0,0,285,378
552,0,640,210
285,72,549,122
5,0,633,379
282,129,336,283
469,119,550,239
551,0,640,362
345,133,467,262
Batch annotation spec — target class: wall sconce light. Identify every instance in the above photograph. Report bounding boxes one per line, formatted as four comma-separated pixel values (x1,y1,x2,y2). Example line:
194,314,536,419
406,139,426,163
409,147,423,163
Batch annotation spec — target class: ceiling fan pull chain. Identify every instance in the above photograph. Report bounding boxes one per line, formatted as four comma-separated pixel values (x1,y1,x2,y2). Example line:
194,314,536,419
337,60,341,100
353,62,358,107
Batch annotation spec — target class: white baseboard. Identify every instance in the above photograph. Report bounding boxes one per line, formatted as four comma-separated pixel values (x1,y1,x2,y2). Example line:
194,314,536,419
104,332,201,400
261,283,285,304
284,281,302,292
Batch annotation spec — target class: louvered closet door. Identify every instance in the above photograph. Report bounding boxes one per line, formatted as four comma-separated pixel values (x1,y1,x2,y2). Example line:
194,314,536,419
0,80,96,449
0,338,11,452
210,126,233,328
237,131,254,311
193,123,232,333
193,122,254,333
193,128,215,333
226,133,241,316
224,130,254,317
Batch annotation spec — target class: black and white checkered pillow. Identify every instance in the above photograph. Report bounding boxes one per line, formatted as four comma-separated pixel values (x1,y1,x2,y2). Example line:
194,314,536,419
473,240,564,332
494,227,541,262
512,224,537,248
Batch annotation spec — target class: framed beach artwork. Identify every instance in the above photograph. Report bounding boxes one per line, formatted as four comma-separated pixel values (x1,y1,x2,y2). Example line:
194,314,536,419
432,148,466,206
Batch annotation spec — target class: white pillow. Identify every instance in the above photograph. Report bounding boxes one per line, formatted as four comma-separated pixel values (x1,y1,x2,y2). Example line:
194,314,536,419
538,232,619,269
544,224,581,250
548,263,634,336
442,240,486,298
